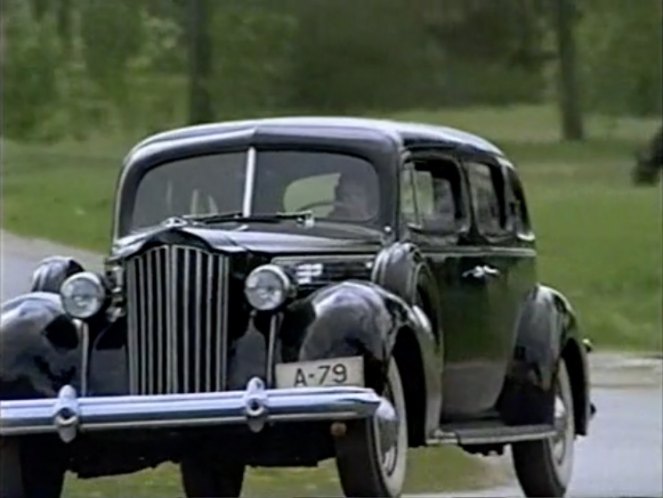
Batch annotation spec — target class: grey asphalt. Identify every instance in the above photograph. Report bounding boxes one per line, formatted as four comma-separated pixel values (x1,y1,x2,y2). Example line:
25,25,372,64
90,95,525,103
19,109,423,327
1,230,661,498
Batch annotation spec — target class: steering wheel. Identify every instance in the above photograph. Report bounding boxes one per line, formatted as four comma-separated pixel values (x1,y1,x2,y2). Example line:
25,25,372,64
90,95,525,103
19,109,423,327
297,200,336,212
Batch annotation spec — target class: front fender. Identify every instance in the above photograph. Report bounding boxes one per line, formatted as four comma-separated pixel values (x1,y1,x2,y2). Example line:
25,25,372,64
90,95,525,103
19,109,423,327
30,256,84,293
498,284,590,431
0,293,83,400
279,280,440,432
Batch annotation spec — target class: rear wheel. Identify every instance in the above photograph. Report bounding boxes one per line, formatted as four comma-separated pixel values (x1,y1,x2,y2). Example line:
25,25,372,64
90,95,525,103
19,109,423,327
335,359,408,497
180,456,245,498
0,436,67,498
512,361,575,497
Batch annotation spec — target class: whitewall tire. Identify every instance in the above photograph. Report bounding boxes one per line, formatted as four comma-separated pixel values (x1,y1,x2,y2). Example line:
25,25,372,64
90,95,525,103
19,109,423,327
334,359,408,497
512,361,575,497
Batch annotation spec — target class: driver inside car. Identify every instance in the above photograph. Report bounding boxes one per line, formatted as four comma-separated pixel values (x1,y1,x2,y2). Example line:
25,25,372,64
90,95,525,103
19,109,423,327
328,172,376,221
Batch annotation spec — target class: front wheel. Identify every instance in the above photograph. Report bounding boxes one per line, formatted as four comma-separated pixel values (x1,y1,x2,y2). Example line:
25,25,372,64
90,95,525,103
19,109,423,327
0,436,67,498
180,456,245,498
334,359,408,497
512,361,575,497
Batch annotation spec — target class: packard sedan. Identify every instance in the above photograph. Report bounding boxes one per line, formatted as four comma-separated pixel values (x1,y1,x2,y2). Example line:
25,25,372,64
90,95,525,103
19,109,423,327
0,117,594,497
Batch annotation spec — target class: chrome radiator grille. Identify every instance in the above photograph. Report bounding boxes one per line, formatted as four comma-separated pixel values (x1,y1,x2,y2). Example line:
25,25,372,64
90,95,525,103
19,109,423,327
124,245,229,395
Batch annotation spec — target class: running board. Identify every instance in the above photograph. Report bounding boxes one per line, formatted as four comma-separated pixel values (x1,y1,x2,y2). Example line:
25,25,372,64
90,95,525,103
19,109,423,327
427,422,557,446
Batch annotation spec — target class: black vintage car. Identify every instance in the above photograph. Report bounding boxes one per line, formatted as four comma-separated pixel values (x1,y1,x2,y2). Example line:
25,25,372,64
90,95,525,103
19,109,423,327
0,117,593,498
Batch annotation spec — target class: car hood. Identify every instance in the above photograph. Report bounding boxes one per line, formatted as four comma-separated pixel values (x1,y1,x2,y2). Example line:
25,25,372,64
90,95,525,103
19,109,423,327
110,222,384,260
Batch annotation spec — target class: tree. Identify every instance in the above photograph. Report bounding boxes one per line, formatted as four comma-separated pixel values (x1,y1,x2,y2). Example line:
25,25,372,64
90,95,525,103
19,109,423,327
56,0,73,55
554,0,584,140
187,0,213,124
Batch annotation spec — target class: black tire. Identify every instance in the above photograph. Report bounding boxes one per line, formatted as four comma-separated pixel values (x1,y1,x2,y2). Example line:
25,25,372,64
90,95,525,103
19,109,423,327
512,361,575,497
334,360,408,498
180,456,245,498
0,436,67,498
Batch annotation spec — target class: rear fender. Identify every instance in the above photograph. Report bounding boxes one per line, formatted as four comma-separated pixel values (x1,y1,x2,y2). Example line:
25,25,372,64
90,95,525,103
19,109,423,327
498,285,590,433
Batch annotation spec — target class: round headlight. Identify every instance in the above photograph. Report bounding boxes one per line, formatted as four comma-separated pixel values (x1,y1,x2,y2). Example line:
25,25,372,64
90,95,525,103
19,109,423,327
244,265,293,311
60,272,107,319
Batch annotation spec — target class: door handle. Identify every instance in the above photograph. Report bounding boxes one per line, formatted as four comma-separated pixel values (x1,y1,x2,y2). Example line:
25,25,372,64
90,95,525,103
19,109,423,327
462,265,501,280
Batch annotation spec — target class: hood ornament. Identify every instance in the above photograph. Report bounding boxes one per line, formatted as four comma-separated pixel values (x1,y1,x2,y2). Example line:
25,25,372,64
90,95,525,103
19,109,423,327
161,216,189,228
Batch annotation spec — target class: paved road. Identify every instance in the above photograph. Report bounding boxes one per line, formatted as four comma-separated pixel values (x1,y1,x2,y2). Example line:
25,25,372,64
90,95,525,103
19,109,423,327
1,230,661,498
413,368,663,498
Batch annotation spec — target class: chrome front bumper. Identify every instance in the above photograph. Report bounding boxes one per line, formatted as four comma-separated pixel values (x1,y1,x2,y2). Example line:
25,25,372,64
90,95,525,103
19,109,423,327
0,378,394,443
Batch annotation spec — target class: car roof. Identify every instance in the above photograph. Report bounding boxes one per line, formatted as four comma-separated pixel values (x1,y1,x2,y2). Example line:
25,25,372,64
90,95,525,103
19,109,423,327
132,116,504,157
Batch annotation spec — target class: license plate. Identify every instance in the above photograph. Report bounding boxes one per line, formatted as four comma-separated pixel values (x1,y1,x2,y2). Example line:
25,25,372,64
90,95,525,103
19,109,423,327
275,356,364,388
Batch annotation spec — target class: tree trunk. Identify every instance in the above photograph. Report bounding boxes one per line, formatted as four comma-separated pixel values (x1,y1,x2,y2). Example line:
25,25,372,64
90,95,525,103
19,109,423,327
188,0,214,124
30,0,48,21
554,0,584,141
57,0,72,55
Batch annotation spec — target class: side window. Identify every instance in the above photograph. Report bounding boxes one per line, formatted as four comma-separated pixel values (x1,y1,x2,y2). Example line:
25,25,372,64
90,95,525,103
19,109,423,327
505,167,532,236
405,157,467,234
467,162,507,236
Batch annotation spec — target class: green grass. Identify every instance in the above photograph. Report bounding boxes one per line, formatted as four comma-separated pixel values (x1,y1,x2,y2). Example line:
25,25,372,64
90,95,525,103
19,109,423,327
62,447,506,497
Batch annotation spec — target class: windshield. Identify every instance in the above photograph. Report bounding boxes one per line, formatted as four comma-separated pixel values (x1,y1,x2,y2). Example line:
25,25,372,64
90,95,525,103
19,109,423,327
129,150,380,233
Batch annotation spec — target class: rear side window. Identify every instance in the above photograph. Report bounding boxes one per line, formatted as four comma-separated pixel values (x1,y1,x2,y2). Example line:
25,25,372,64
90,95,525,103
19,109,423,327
466,162,507,236
505,166,532,236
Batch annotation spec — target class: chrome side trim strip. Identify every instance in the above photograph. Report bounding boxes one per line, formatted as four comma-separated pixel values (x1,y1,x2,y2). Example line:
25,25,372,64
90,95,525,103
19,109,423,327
427,424,558,446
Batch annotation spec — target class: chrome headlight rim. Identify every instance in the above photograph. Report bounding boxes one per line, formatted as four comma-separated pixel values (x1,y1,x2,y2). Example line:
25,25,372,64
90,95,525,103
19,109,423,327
60,271,107,319
244,264,294,311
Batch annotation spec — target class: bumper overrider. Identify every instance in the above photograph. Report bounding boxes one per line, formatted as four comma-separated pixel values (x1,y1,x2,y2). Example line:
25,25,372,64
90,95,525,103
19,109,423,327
0,377,396,443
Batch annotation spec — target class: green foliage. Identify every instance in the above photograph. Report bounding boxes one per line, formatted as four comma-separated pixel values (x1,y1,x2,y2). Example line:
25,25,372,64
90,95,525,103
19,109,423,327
2,1,62,140
287,0,443,112
209,2,298,118
577,0,663,116
1,0,661,141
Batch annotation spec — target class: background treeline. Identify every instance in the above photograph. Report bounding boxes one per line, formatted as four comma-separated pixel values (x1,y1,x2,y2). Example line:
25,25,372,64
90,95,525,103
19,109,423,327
2,0,661,142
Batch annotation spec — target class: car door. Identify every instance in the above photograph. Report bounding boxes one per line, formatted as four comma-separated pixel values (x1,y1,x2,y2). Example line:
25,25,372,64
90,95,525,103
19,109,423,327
400,151,501,418
457,156,528,415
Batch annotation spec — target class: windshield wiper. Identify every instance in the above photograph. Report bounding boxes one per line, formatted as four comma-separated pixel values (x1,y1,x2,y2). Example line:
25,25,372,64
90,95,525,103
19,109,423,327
179,210,316,227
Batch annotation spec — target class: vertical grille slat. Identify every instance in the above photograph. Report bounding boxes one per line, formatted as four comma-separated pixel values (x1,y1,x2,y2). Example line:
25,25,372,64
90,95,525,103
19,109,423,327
215,259,222,392
146,250,154,394
219,257,228,391
156,247,165,394
205,255,213,393
127,262,139,394
183,249,190,393
138,258,148,395
172,248,179,394
125,245,229,395
195,254,202,393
